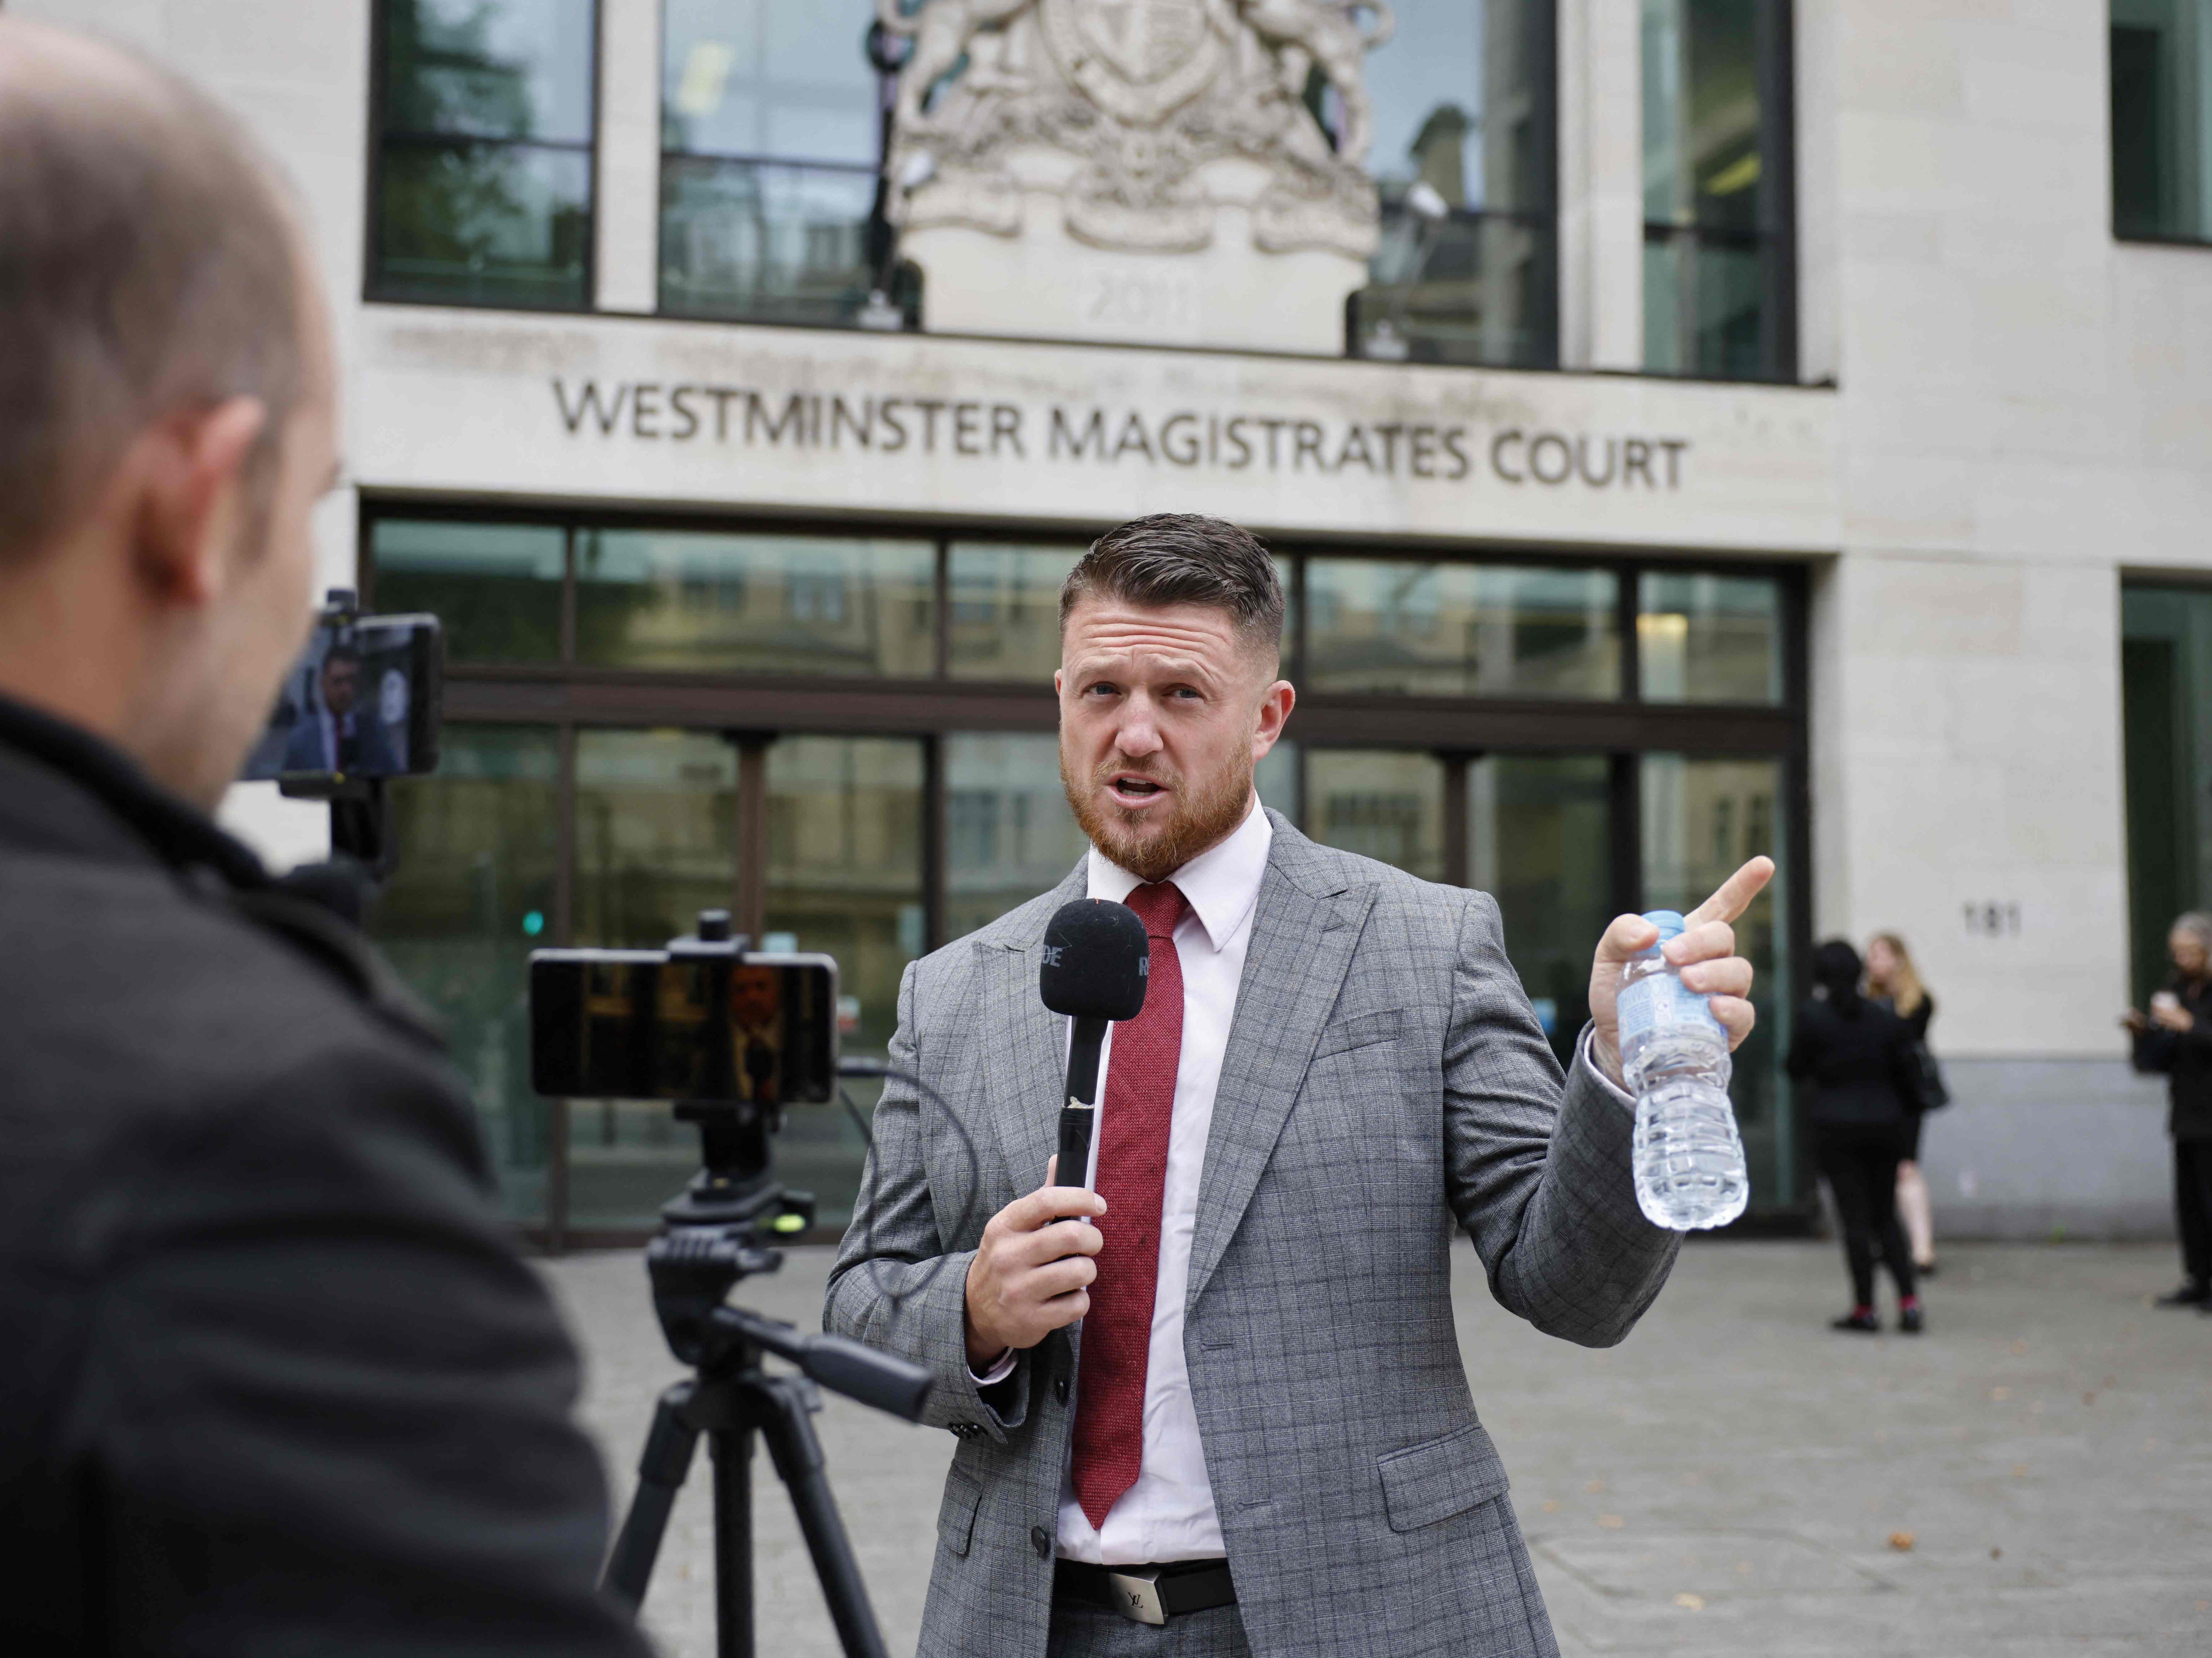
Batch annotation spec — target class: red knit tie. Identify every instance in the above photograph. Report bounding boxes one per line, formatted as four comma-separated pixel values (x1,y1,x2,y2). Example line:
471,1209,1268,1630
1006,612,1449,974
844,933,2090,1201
1069,880,1188,1530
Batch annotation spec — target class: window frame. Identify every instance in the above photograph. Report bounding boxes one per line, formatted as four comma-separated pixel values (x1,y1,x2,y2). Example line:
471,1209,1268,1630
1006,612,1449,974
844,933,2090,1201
1638,0,1799,384
653,0,901,327
364,0,603,313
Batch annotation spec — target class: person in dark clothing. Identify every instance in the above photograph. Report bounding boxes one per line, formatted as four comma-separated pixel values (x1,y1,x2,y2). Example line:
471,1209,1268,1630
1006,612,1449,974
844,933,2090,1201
1866,932,1939,1274
2123,911,2212,1311
1788,940,1928,1333
0,22,646,1655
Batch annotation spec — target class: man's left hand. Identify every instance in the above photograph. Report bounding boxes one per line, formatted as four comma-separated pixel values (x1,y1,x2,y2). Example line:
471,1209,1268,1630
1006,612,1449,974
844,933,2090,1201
1587,856,1775,1091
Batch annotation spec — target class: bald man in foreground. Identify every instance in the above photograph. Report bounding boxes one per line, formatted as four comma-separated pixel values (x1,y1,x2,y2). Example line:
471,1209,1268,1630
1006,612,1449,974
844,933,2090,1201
0,24,646,1655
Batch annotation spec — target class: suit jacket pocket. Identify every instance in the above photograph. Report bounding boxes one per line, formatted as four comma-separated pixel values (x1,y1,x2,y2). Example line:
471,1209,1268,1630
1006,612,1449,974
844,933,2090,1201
1312,1008,1411,1062
1378,1423,1511,1533
938,1468,984,1558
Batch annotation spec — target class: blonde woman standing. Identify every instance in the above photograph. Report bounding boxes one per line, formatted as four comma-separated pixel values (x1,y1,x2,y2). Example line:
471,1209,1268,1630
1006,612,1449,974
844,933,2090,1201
1867,933,1939,1276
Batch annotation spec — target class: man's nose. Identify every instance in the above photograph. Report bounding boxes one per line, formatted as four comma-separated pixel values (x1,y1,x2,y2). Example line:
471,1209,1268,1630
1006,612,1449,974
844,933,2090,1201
1113,698,1163,759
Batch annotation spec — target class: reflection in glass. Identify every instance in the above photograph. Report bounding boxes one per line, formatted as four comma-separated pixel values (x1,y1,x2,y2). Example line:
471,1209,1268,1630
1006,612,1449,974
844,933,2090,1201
1305,560,1618,698
1640,0,1785,378
370,519,565,663
375,0,596,307
575,530,934,675
1638,571,1782,703
386,0,596,142
1642,753,1790,1204
567,728,739,1228
765,737,925,1230
1309,749,1445,881
1354,0,1558,366
371,724,561,1223
376,142,591,307
945,734,1092,940
1471,755,1611,1065
660,157,892,324
661,0,880,165
948,544,1085,682
2111,1,2212,242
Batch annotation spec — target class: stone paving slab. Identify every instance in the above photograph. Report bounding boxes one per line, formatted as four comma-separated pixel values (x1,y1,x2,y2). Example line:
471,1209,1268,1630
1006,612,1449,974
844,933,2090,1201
541,1239,2212,1658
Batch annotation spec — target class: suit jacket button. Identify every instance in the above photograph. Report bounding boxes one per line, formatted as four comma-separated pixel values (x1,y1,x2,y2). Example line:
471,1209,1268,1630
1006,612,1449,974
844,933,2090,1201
1054,1376,1070,1405
1030,1525,1052,1559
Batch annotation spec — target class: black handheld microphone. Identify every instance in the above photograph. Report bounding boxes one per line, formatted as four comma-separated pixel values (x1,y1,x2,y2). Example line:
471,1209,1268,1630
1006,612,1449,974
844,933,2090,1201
1038,898,1150,1190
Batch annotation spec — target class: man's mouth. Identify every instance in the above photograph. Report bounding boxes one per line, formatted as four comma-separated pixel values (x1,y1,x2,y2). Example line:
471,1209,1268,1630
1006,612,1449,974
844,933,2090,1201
1106,773,1171,807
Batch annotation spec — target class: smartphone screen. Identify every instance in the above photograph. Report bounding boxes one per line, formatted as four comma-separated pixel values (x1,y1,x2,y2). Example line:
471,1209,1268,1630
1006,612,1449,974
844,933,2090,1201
528,951,839,1103
240,612,443,781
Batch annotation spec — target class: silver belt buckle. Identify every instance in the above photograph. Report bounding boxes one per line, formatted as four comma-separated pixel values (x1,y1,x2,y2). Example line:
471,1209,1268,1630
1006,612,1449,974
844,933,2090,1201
1102,1566,1168,1627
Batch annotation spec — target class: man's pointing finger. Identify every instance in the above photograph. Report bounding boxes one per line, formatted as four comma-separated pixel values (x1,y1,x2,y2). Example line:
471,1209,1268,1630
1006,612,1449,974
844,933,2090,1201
1684,855,1776,929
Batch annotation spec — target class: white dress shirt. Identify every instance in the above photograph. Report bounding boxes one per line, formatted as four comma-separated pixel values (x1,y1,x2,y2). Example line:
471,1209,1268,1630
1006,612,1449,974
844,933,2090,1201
1047,793,1272,1564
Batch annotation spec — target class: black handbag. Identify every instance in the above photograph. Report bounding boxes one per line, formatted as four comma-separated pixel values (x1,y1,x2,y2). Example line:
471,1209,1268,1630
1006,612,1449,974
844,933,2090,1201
1908,1040,1950,1111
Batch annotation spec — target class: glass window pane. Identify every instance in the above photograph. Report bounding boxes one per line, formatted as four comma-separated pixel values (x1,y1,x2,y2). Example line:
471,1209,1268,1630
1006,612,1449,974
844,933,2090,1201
1356,0,1558,366
370,724,561,1224
1638,571,1782,703
765,736,925,1232
1305,560,1619,698
370,519,564,663
944,733,1090,941
566,728,739,1230
385,0,596,143
659,156,883,324
1641,754,1791,1205
376,141,590,307
573,727,737,948
2121,586,2212,1005
1471,754,1611,1066
1256,739,1299,823
1308,749,1445,881
662,0,879,165
948,544,1084,682
2111,1,2212,241
575,530,935,675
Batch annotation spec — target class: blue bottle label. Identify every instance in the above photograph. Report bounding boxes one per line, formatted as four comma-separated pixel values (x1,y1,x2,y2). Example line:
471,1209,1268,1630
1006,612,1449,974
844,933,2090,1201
1618,969,1725,1043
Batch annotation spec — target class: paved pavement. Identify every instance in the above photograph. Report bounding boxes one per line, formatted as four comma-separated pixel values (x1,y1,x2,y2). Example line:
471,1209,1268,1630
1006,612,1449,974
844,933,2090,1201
543,1240,2212,1658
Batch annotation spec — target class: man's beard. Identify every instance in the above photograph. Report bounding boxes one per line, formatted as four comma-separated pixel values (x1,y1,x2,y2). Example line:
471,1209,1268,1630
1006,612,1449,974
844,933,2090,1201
1062,744,1254,884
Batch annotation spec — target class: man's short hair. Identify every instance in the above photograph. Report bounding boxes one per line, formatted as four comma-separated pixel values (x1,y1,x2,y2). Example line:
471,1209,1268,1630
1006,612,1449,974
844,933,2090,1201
1059,514,1286,659
0,27,303,564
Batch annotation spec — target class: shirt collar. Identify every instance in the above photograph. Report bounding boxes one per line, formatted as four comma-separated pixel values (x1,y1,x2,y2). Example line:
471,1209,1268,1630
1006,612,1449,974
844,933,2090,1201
1085,793,1272,952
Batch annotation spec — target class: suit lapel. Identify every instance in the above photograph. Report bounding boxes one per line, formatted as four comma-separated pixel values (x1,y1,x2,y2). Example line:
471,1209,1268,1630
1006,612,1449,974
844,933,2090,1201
1186,817,1374,1309
975,861,1089,1194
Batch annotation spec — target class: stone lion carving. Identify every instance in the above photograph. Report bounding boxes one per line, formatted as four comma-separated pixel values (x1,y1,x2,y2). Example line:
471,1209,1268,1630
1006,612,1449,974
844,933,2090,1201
877,0,1393,261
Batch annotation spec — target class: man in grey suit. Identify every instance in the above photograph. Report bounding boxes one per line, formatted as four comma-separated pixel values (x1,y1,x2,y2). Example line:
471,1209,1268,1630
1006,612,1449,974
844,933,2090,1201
826,515,1770,1657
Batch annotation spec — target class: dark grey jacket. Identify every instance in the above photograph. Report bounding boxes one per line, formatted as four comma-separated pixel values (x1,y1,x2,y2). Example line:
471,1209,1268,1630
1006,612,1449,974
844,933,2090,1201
0,696,646,1657
825,815,1682,1658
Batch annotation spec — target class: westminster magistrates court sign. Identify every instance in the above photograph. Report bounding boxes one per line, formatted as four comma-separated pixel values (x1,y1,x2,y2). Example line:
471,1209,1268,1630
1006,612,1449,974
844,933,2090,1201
354,309,1840,554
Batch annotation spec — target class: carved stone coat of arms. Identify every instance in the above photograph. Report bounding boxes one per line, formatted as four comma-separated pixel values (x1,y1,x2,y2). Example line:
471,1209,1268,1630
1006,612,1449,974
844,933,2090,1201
875,0,1393,266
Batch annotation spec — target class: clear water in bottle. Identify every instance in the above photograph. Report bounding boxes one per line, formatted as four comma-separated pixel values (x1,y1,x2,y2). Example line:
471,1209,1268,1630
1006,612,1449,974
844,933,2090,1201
1617,910,1749,1229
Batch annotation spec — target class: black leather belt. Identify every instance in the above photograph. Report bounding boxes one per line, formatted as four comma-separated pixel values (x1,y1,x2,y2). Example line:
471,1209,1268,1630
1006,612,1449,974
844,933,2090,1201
1054,1557,1237,1627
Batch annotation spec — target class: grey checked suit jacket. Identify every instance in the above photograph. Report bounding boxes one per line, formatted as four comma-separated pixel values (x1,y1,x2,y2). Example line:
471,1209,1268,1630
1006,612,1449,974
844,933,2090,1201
825,814,1681,1658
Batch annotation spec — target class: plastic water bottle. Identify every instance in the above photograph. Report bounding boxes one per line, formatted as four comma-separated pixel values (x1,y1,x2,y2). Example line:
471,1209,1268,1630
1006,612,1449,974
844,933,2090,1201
1618,910,1749,1230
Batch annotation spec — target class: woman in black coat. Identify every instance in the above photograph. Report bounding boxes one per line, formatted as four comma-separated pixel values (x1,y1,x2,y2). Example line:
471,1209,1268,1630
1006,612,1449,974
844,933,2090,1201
1788,939,1927,1333
2124,911,2212,1307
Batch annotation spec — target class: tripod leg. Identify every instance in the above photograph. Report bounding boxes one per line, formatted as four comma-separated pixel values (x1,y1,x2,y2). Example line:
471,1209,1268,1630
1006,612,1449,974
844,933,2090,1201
710,1420,755,1658
603,1381,699,1611
751,1375,891,1658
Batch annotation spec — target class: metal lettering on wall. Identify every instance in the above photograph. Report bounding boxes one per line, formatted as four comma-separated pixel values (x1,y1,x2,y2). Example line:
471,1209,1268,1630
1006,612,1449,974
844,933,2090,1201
550,378,1688,492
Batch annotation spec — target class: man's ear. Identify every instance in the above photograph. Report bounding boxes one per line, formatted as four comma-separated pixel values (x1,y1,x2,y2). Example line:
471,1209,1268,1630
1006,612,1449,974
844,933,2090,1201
131,395,270,605
1252,678,1295,758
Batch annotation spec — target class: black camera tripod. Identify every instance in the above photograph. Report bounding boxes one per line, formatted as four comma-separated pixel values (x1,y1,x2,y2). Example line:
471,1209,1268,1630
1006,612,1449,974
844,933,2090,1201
600,921,934,1658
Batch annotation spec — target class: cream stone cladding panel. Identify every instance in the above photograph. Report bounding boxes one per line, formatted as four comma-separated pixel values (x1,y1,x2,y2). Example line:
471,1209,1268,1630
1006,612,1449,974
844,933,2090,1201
1815,555,2128,1060
352,307,1839,551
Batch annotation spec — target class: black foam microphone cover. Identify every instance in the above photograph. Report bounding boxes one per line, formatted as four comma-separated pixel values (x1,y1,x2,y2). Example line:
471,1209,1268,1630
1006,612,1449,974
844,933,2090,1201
1039,898,1150,1022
